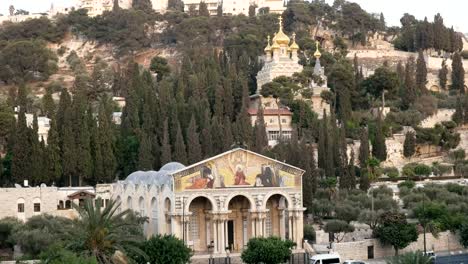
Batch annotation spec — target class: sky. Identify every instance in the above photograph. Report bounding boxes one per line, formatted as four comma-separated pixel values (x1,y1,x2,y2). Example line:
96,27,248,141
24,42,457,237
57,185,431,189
0,0,467,32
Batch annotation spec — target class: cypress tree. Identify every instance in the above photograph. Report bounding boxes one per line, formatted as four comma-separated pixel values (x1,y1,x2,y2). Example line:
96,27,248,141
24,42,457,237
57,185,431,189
11,85,32,185
451,52,465,94
223,78,234,120
152,134,161,170
396,61,405,84
464,94,468,125
372,113,387,162
348,150,356,190
416,50,427,93
138,132,153,170
328,110,338,176
113,0,120,11
317,110,327,171
402,56,416,109
439,60,448,89
173,122,188,165
198,1,210,16
200,109,213,158
453,96,464,124
97,102,116,182
223,116,234,151
56,88,72,143
360,169,370,191
132,0,153,12
187,115,202,164
403,131,416,158
160,120,172,165
253,107,268,153
42,86,55,118
338,127,351,189
234,104,252,148
72,94,92,186
210,116,224,154
61,107,75,186
214,84,224,118
45,118,62,184
359,127,370,168
30,114,42,185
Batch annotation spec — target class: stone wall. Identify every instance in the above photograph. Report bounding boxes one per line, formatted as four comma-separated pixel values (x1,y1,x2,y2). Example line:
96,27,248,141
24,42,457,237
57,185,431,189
421,109,455,128
332,231,463,260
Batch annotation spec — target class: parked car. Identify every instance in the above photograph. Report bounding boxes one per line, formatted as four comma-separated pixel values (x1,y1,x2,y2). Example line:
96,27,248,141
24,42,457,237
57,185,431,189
423,251,437,263
309,253,341,264
343,260,367,264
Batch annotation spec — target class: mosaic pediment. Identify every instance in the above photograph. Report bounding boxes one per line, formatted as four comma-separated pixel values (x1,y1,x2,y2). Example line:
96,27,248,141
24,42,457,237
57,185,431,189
172,148,304,192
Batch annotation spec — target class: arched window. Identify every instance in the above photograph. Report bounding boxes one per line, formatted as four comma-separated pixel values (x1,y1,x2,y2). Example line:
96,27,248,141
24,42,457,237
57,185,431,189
58,200,64,210
151,197,158,235
127,196,133,210
139,197,145,216
65,200,72,209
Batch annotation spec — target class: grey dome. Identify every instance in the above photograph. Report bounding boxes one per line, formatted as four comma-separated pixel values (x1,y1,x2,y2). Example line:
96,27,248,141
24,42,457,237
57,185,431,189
160,162,185,171
124,162,185,187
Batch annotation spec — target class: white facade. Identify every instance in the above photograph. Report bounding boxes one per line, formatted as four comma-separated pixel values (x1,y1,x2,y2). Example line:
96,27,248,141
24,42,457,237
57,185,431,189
0,185,111,222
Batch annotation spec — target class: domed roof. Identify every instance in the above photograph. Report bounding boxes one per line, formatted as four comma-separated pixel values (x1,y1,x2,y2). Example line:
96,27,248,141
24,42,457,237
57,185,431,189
124,162,185,187
160,162,185,171
272,16,290,45
289,32,299,50
271,35,280,50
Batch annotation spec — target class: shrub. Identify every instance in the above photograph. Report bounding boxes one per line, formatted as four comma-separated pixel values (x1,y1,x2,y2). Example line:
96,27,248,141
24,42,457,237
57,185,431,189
134,235,192,264
0,218,21,249
39,244,98,264
387,250,433,264
398,180,415,190
414,164,432,177
303,224,316,243
241,237,294,264
383,167,399,179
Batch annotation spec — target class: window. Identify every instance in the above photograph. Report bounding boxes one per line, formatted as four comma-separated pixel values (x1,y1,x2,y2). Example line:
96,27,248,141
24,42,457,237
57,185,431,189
281,118,287,123
269,119,274,123
65,200,72,209
18,203,24,213
34,203,41,212
322,259,340,264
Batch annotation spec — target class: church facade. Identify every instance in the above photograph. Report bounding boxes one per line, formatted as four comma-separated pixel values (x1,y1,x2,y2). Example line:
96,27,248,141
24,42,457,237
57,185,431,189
112,148,305,254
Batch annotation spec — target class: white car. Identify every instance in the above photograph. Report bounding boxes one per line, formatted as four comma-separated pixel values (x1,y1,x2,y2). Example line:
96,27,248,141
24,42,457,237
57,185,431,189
309,253,341,264
343,260,367,264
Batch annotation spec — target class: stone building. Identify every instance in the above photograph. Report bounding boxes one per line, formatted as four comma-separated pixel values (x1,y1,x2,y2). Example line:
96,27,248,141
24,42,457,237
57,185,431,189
0,185,110,222
111,148,305,254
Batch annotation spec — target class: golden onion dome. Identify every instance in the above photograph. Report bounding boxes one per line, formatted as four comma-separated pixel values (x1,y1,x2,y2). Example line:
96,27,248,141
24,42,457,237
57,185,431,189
272,16,290,45
289,32,299,50
314,41,321,58
271,34,280,50
264,35,271,52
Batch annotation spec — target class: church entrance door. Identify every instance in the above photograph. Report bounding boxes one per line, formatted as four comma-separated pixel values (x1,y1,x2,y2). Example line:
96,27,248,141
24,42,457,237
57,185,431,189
227,220,234,251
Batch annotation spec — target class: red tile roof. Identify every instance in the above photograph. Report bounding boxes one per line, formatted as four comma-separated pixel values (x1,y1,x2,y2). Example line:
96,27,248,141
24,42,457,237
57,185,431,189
248,108,293,116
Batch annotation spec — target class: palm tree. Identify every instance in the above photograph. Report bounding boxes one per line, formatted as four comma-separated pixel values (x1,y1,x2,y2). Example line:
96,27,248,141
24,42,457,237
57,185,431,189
67,198,147,264
387,251,432,264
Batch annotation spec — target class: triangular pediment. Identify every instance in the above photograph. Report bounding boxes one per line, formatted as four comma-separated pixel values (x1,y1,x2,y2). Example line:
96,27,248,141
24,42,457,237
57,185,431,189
171,148,304,192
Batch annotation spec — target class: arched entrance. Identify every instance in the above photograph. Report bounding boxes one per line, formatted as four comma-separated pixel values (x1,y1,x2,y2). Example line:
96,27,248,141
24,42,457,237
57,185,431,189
265,194,289,239
227,195,252,252
188,197,213,252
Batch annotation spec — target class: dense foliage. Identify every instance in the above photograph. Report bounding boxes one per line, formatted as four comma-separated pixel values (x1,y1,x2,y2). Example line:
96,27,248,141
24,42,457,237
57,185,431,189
241,237,294,264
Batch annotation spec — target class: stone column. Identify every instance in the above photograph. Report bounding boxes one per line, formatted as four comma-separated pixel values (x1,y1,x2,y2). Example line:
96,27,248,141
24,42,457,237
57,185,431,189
213,219,219,254
220,218,226,254
279,209,285,239
295,211,304,249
